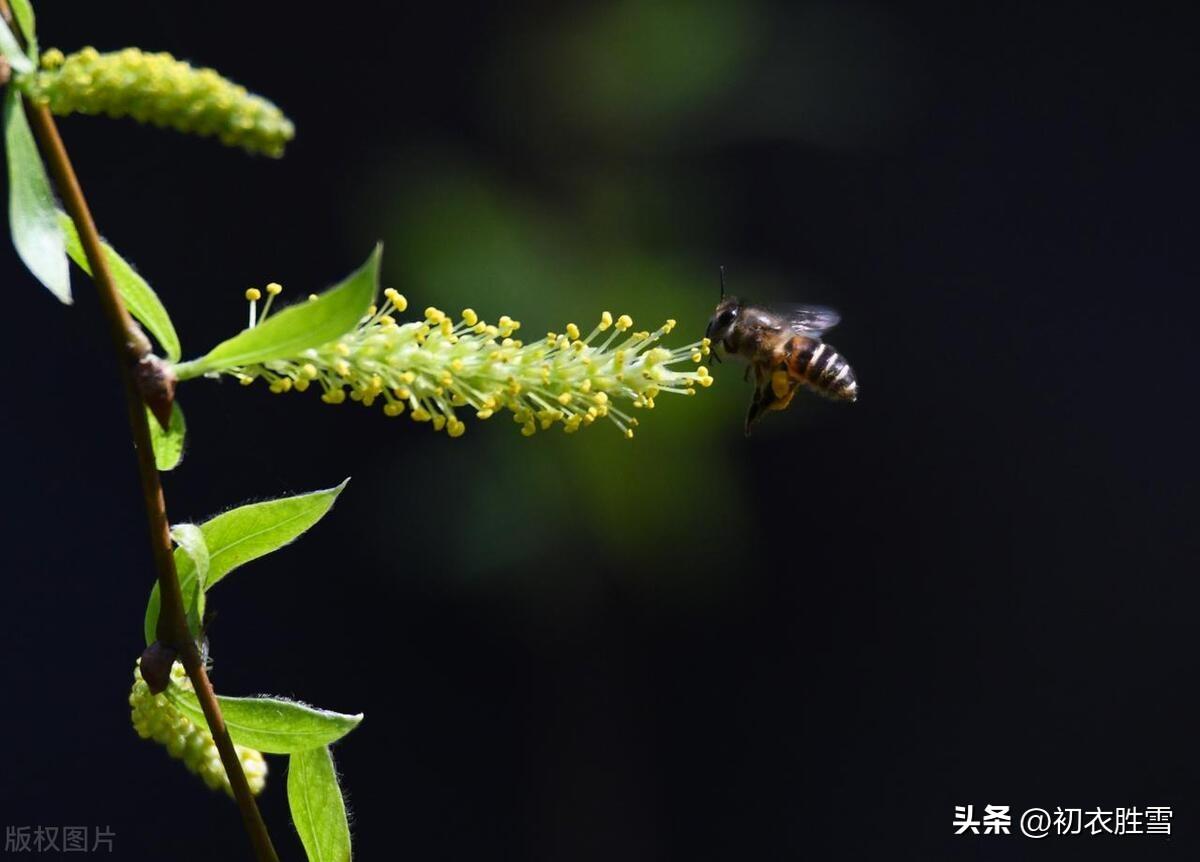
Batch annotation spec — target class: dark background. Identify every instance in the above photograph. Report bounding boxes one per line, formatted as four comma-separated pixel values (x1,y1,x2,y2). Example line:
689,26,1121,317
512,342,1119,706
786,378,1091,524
2,1,1197,859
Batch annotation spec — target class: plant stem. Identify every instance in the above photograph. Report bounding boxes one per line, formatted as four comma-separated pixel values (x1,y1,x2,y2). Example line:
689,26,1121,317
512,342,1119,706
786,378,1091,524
0,6,279,860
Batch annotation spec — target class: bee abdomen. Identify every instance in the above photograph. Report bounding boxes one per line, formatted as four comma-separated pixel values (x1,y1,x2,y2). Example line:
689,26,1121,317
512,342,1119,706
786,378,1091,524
783,335,858,402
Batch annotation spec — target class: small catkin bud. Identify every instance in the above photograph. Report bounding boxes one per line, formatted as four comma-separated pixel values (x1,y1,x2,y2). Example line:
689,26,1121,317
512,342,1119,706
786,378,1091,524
23,48,295,157
130,661,267,797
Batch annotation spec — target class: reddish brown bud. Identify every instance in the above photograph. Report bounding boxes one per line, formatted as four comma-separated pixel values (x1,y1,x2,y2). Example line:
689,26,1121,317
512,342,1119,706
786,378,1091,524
139,641,178,694
135,354,177,429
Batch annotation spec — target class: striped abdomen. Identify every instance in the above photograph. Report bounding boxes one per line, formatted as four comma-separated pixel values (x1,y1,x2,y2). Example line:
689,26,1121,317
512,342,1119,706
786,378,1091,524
782,335,858,402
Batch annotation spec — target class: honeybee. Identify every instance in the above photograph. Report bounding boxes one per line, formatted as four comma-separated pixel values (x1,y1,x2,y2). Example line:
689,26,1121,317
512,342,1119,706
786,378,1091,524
705,269,858,435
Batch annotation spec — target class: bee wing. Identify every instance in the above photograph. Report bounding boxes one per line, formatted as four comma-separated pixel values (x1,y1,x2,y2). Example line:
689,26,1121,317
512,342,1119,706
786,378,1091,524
778,304,841,337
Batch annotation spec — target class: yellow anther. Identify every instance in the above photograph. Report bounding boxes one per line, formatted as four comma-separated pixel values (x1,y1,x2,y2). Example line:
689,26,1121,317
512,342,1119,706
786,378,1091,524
301,363,319,379
392,293,408,312
333,359,351,377
696,366,710,378
557,392,572,405
383,402,405,417
425,306,445,323
379,315,396,327
266,282,283,296
244,288,261,301
699,375,713,387
451,359,464,373
394,386,411,400
237,374,254,386
616,314,633,331
521,422,536,437
566,323,580,340
321,389,346,404
624,428,634,439
579,379,592,393
308,294,319,302
447,420,466,438
411,408,431,422
476,408,494,420
334,342,351,357
665,318,677,331
692,351,703,362
701,337,711,347
431,415,447,432
593,392,609,405
462,308,478,326
294,378,310,392
401,372,416,384
600,311,613,330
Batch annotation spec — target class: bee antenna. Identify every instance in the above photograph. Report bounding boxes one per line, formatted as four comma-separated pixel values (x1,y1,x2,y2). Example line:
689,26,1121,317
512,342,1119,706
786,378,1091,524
719,265,726,299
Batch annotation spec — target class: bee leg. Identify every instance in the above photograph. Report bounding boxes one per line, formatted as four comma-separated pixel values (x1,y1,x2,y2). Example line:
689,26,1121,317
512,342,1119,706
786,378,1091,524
744,380,773,436
743,365,751,383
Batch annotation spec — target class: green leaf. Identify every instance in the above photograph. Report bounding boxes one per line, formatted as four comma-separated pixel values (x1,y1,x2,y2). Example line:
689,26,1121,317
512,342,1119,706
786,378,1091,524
143,481,348,644
58,210,180,360
182,245,380,377
148,401,186,471
169,523,208,636
7,0,37,64
167,687,362,754
5,90,68,300
143,520,210,645
0,16,32,74
289,746,353,862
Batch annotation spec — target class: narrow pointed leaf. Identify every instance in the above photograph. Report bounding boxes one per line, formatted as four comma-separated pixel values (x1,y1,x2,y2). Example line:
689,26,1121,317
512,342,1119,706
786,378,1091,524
289,746,353,862
143,519,209,645
7,0,37,64
5,91,68,300
189,245,380,375
166,687,362,754
0,17,31,74
169,523,208,636
147,401,186,471
59,210,180,360
143,481,348,644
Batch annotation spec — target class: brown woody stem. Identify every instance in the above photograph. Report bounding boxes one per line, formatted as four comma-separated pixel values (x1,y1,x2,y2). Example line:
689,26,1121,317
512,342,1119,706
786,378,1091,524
0,5,279,860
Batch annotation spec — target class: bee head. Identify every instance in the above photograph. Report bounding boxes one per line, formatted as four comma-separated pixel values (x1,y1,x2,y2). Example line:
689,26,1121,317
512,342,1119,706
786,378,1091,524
705,295,742,346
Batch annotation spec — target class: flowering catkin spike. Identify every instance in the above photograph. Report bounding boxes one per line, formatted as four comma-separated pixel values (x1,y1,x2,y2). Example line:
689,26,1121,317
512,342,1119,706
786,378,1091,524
21,47,294,157
218,290,714,439
130,661,267,797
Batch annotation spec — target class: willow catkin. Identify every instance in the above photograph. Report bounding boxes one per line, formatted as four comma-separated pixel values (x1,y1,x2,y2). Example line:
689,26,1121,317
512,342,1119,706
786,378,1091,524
224,285,714,439
130,660,267,796
24,48,294,157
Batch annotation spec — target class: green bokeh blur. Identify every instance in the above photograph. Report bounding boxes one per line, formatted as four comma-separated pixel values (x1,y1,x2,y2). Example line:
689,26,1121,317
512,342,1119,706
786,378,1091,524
342,1,915,609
